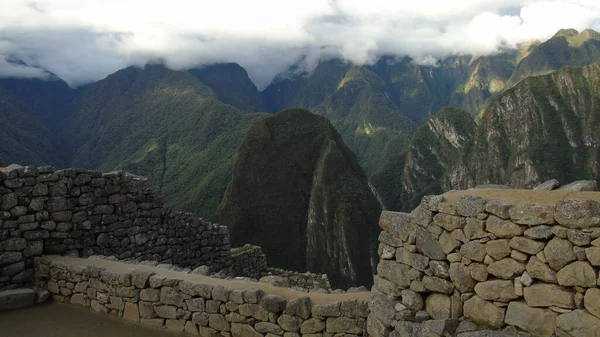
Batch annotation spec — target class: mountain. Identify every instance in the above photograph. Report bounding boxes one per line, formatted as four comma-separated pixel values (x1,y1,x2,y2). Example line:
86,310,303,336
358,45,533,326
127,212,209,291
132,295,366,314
216,108,381,288
508,29,600,86
0,77,75,167
189,63,267,113
64,64,268,216
378,62,600,212
372,107,475,211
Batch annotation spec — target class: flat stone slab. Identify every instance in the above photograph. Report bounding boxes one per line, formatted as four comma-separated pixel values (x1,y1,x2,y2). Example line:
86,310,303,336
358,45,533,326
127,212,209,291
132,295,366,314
0,288,36,311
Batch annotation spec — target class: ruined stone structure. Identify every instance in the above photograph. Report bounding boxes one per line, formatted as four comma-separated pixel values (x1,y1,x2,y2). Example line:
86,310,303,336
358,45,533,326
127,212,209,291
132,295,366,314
368,190,600,337
0,166,243,291
4,164,600,337
35,255,369,336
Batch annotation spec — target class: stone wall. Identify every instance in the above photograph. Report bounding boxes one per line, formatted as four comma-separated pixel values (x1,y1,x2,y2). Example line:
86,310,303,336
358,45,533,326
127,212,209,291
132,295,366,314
230,244,268,279
368,193,600,337
35,255,368,336
0,166,231,290
260,268,333,293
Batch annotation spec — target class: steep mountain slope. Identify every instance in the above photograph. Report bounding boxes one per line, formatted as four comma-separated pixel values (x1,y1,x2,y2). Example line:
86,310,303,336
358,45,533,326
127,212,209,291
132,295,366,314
509,29,600,86
217,109,381,288
65,64,267,216
372,107,475,210
0,87,67,167
0,77,75,167
189,63,267,113
379,62,600,212
472,62,600,187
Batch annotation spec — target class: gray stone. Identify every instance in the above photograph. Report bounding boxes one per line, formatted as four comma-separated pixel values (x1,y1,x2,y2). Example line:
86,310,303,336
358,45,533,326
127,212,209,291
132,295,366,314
326,316,362,334
425,293,452,320
556,310,600,337
179,281,213,298
461,241,486,262
469,262,489,282
416,228,445,260
0,288,36,311
509,236,545,255
379,211,416,242
373,275,402,297
485,201,512,219
340,300,369,318
160,286,184,307
526,256,557,283
131,270,154,289
534,179,560,190
523,283,575,308
369,292,395,326
261,294,287,313
558,180,597,191
439,231,461,254
586,247,600,266
2,238,26,251
154,305,178,319
463,295,505,329
524,225,554,240
485,240,511,260
257,321,285,334
554,200,600,229
277,314,304,332
285,297,311,319
449,263,476,293
429,260,449,279
401,289,423,311
544,238,577,270
209,314,230,331
504,301,557,337
464,218,488,239
456,195,488,217
567,229,591,246
433,213,465,231
509,204,554,225
474,280,518,302
486,216,523,238
556,261,596,287
140,288,160,302
510,249,528,262
584,288,600,319
377,260,412,287
487,258,525,279
422,276,454,294
0,252,22,265
312,302,340,317
2,262,25,276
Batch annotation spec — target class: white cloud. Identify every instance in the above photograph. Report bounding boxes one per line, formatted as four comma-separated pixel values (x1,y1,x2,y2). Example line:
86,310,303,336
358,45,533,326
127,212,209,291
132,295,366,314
0,0,599,88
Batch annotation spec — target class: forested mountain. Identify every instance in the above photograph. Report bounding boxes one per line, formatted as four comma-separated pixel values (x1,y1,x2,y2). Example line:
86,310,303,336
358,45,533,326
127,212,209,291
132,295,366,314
216,109,381,288
1,28,600,220
376,62,600,212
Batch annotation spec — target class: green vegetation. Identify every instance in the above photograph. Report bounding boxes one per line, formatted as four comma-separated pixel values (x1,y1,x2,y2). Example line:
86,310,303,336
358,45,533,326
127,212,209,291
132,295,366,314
217,109,381,288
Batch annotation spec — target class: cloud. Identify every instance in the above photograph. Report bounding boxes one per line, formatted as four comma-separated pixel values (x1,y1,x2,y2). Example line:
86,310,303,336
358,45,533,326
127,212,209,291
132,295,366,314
0,0,599,89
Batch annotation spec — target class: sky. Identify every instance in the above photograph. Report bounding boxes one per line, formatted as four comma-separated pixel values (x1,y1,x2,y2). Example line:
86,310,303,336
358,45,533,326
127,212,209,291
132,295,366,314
1,0,599,89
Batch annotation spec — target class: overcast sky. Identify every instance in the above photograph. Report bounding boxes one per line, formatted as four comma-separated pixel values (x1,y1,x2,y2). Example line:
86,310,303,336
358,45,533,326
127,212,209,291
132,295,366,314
1,0,599,89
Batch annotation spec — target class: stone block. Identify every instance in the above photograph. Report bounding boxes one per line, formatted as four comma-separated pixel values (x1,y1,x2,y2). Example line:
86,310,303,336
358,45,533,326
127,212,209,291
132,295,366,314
0,288,36,311
523,283,574,308
486,216,523,238
463,295,505,329
509,204,554,225
557,261,596,287
554,200,600,229
474,280,519,302
504,301,557,337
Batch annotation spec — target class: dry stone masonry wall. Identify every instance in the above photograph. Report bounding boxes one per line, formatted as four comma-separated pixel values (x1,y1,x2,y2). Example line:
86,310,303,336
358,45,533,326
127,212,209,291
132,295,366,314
230,244,268,279
0,166,231,290
35,255,368,337
368,193,600,337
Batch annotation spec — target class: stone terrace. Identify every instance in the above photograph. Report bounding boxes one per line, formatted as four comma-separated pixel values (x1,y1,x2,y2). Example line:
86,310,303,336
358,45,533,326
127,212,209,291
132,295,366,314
368,188,600,337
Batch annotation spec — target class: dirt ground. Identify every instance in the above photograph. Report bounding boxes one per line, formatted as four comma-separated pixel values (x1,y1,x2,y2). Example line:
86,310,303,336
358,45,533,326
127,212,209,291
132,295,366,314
443,188,600,206
0,303,182,337
53,256,371,305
